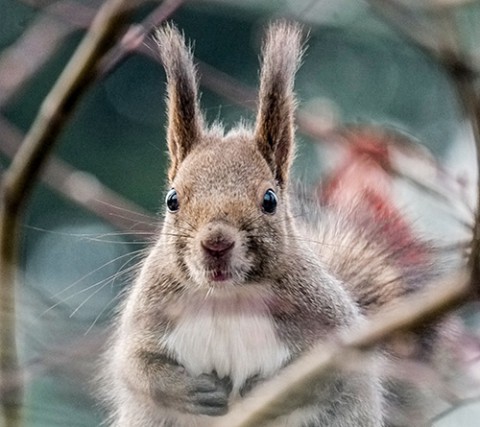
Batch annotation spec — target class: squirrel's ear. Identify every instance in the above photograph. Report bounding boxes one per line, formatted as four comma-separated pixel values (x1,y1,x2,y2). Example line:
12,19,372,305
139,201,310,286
156,24,203,182
255,21,303,188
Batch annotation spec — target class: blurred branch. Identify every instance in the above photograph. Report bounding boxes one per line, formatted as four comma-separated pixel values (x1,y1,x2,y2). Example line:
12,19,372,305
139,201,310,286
1,0,474,242
0,115,157,236
0,0,143,424
0,10,71,107
215,272,470,427
449,74,480,292
369,0,480,85
329,126,475,226
431,393,480,424
196,60,258,109
0,331,107,407
0,0,185,109
0,0,185,237
367,0,480,292
97,0,186,78
0,0,97,108
367,0,465,61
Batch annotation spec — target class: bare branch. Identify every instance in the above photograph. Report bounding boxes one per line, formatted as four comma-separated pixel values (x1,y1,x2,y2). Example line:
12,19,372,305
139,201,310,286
214,272,470,427
367,0,480,294
98,0,186,79
0,0,144,424
0,0,99,108
0,0,186,239
367,0,458,57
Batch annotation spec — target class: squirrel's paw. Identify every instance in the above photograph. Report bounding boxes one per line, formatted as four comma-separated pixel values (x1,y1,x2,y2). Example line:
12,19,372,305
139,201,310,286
184,372,233,416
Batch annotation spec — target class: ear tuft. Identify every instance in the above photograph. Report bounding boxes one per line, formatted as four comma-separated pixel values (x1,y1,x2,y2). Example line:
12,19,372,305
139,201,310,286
255,21,304,188
155,24,203,182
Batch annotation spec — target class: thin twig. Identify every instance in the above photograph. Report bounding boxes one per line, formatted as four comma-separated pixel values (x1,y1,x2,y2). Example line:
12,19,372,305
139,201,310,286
367,0,457,58
0,0,99,108
214,272,470,427
0,0,143,424
97,0,186,79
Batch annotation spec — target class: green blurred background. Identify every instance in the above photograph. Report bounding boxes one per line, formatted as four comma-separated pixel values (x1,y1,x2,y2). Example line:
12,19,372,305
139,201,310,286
1,0,479,425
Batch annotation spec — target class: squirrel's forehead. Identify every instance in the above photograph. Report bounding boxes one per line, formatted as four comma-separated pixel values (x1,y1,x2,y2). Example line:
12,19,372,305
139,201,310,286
175,141,273,189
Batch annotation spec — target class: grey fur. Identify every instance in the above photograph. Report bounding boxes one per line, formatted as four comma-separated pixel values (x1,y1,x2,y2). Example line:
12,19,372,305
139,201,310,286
102,22,388,427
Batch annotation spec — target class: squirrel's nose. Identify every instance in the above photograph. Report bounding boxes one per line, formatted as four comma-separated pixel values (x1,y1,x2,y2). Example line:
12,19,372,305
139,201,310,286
201,238,235,258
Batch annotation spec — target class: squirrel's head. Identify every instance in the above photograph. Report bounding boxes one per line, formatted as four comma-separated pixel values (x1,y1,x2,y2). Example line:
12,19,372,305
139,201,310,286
155,22,303,288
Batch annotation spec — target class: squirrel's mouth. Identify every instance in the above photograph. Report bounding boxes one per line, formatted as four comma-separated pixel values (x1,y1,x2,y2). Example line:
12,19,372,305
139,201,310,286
208,269,232,282
202,256,234,283
192,243,250,285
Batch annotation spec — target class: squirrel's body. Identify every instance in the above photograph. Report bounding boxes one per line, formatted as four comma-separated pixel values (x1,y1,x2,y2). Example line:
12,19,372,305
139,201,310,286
106,129,383,426
111,256,369,427
101,21,442,427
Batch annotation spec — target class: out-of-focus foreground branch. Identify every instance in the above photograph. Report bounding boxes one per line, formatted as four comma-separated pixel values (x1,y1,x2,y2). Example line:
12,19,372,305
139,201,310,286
214,272,470,427
0,0,143,424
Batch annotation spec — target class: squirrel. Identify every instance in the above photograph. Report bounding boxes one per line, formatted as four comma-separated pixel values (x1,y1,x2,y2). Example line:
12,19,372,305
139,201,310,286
100,21,447,427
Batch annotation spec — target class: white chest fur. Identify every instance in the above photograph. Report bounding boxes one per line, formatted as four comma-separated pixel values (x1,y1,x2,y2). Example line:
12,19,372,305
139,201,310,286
162,286,291,394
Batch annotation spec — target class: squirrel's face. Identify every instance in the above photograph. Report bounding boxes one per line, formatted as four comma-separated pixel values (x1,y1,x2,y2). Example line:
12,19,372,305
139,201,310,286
162,133,290,288
154,22,303,289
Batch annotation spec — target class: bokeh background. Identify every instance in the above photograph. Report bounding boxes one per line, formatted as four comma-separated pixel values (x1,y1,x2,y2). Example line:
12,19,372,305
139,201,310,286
1,0,480,425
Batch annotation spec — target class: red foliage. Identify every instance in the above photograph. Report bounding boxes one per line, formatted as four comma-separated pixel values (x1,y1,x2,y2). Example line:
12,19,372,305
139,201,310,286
320,127,431,268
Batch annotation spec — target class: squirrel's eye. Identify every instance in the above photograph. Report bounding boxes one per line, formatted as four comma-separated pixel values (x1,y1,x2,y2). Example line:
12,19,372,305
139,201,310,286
166,189,179,212
262,189,277,214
